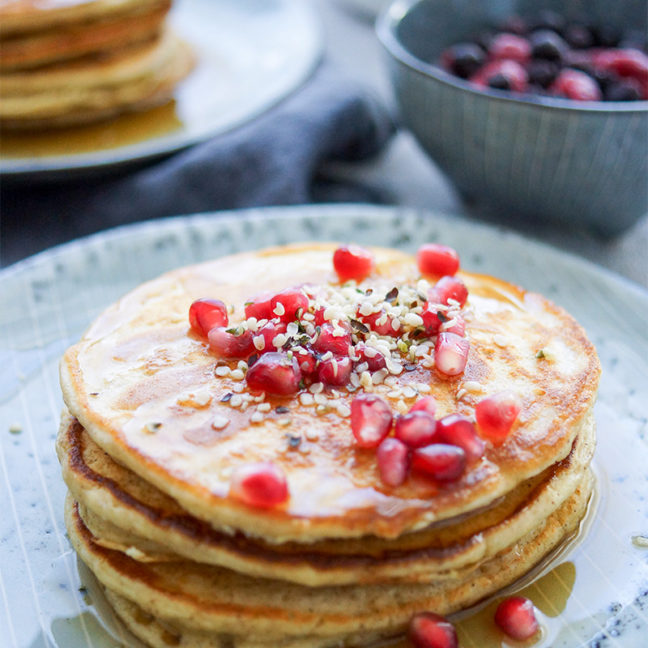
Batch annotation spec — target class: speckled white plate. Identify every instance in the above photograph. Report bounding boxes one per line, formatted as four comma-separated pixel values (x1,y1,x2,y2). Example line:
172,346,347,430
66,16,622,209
0,0,321,179
1,205,647,648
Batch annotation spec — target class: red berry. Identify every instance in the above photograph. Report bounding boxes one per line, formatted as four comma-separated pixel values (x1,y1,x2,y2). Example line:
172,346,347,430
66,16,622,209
435,332,470,376
377,438,410,487
471,59,528,92
189,299,228,337
244,292,274,321
433,276,468,307
416,244,460,277
475,391,521,444
333,245,375,282
488,33,531,64
412,444,466,482
551,69,601,101
494,596,539,641
593,48,648,82
270,289,309,323
313,323,351,356
359,309,399,337
317,355,352,386
208,327,255,358
435,414,485,463
229,462,288,508
245,352,301,395
354,343,387,372
350,394,393,448
409,612,458,648
409,396,437,418
256,320,288,353
394,411,438,448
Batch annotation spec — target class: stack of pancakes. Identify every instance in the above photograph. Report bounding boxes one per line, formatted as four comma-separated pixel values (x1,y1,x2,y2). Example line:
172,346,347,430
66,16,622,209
0,0,193,130
57,244,600,647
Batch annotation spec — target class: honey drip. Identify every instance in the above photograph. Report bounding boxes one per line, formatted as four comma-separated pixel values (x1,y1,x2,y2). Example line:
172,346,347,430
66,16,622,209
0,101,182,158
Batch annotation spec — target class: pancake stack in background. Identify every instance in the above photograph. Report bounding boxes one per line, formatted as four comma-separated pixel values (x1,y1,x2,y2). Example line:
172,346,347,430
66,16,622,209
0,0,193,130
57,244,600,647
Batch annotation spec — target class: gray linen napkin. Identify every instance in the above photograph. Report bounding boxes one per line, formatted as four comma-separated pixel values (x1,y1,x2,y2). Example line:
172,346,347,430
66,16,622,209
1,62,395,266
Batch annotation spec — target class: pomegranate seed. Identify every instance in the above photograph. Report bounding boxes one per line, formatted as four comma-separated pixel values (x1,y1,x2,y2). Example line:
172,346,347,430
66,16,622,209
245,352,301,395
475,391,522,444
435,414,485,463
350,394,393,448
270,289,309,322
420,303,443,335
296,348,317,376
471,59,528,92
244,292,274,321
494,596,539,641
208,327,255,358
488,33,531,64
394,411,438,448
412,444,466,482
359,309,399,337
435,332,470,376
317,355,352,386
354,343,387,372
332,245,375,282
189,299,228,337
551,69,601,101
313,323,351,356
313,307,329,326
443,314,466,336
229,462,288,508
256,320,288,353
377,438,410,487
433,276,468,307
409,613,458,648
416,244,460,277
409,396,437,418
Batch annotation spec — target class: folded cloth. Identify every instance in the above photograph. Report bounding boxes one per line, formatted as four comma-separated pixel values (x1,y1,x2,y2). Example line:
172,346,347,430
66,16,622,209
1,62,395,266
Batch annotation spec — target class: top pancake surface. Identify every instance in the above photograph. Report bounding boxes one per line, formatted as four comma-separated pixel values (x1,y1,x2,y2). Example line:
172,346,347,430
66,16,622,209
60,244,600,542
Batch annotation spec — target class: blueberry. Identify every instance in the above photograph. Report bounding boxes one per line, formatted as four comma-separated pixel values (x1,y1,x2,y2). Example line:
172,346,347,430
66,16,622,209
487,73,511,90
447,43,485,78
475,30,496,52
564,23,595,49
619,29,648,51
527,60,559,87
530,30,568,62
592,24,621,48
605,81,642,101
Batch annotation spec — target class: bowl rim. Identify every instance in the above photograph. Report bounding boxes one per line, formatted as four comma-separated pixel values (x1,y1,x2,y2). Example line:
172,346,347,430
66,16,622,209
376,0,648,114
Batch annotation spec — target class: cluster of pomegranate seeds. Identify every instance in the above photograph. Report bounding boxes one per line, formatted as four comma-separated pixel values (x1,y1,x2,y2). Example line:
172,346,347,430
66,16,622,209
494,596,540,640
352,393,487,487
409,613,458,648
228,462,289,508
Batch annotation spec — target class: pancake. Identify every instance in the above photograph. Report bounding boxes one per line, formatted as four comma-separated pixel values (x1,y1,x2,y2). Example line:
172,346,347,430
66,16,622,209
0,28,193,129
59,243,601,543
65,475,593,644
0,0,170,37
0,3,170,71
58,411,596,586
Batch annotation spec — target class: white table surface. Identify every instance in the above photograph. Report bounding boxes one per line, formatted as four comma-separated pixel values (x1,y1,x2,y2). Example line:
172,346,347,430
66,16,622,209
313,0,648,289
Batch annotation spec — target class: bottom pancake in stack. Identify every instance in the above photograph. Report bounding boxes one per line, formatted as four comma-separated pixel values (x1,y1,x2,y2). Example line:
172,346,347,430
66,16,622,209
57,243,600,646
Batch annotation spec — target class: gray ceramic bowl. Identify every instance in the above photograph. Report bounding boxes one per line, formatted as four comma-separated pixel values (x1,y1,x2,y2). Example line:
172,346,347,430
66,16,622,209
377,0,648,236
